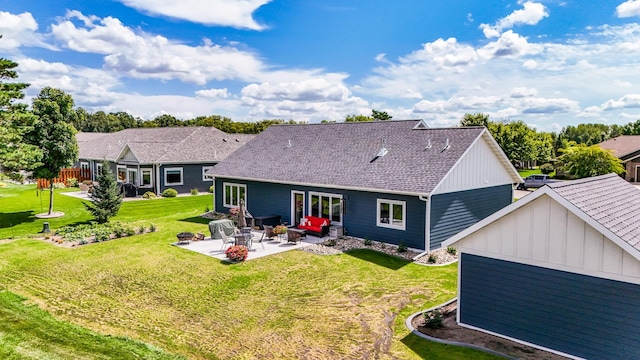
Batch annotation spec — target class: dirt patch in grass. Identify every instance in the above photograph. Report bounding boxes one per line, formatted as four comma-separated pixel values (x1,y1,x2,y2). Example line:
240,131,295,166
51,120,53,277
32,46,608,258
412,300,568,359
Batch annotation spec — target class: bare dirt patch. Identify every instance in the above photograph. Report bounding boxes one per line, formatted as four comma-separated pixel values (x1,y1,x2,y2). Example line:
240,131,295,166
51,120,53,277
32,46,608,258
412,300,568,359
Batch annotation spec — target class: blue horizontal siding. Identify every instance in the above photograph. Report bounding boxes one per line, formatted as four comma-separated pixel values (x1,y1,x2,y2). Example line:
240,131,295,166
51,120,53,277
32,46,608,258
430,184,511,250
460,253,640,360
214,178,427,250
160,163,215,194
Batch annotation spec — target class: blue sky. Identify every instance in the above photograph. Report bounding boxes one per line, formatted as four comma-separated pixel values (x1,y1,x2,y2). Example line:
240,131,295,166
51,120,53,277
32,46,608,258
2,0,640,131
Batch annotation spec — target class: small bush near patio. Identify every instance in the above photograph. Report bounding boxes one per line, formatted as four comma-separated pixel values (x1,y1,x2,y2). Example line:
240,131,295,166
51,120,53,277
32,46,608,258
447,246,457,255
397,241,408,253
161,188,178,197
66,177,79,187
190,188,199,195
143,191,157,199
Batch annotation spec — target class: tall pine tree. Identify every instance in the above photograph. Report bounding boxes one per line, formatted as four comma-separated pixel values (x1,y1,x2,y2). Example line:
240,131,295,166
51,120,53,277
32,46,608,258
84,162,122,223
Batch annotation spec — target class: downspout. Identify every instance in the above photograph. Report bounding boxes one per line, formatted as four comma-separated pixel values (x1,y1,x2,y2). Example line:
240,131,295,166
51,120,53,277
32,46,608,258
414,193,432,260
211,176,216,213
155,163,161,195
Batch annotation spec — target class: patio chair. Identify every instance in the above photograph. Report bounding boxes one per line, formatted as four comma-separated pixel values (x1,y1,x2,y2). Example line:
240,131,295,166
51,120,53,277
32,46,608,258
261,225,277,241
234,233,253,250
221,228,238,250
286,229,303,244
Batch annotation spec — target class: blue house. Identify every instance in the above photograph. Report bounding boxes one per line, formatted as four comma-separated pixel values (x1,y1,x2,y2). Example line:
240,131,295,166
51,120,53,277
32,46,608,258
442,174,640,359
207,120,521,251
76,127,253,195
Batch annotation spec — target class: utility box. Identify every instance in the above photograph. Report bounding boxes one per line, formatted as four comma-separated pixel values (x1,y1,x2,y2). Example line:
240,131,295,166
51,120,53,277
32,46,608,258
329,226,343,237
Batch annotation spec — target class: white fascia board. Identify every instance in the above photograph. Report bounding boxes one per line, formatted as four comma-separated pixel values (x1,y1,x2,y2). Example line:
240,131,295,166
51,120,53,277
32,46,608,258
210,174,430,197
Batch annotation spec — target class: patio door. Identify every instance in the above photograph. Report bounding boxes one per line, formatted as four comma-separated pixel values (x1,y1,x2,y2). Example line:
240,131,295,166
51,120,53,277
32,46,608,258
291,191,305,226
127,169,138,185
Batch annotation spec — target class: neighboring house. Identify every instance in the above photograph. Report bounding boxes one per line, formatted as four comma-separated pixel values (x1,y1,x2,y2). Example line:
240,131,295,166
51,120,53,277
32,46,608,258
598,135,640,181
442,173,640,360
76,127,253,195
207,120,522,251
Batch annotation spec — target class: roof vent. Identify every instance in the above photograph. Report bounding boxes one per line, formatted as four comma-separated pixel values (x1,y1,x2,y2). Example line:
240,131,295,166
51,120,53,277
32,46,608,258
441,138,450,152
286,140,292,148
223,138,227,142
235,139,240,142
376,139,388,157
425,139,432,150
214,150,218,159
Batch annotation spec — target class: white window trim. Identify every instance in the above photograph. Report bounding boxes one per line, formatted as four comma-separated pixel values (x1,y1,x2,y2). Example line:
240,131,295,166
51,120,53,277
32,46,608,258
308,191,343,225
376,198,406,230
164,167,184,186
96,163,103,173
202,166,214,181
127,168,138,185
80,161,89,169
223,182,246,208
140,168,153,188
117,165,127,182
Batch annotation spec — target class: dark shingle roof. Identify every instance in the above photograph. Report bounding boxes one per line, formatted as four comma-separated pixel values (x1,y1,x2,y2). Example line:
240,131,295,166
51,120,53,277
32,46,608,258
548,174,640,250
78,127,253,164
209,120,486,195
598,136,640,160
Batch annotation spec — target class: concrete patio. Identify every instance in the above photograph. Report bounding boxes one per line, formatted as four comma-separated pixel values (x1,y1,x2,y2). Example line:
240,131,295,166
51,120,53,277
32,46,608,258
174,229,331,261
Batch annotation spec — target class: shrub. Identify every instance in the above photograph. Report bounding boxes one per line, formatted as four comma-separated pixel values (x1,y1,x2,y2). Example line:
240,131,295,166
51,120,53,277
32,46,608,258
125,227,135,237
84,162,122,224
208,185,214,193
225,245,249,262
149,223,157,232
423,309,443,329
53,182,66,189
66,177,79,187
161,188,178,197
540,163,554,174
142,191,157,199
205,205,210,213
397,241,408,253
323,238,337,247
138,225,145,234
8,171,25,183
190,188,199,195
364,238,373,246
447,246,457,255
82,179,93,185
428,253,438,263
94,228,110,242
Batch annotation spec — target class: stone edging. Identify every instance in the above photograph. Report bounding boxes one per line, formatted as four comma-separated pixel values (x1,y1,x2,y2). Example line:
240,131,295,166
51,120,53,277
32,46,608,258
405,298,515,360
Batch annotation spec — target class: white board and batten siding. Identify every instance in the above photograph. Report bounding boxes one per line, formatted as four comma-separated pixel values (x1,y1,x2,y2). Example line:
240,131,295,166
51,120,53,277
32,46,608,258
455,194,640,284
433,132,516,195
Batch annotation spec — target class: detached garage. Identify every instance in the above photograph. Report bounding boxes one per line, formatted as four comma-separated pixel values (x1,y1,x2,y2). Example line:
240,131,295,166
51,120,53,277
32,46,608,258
442,173,640,360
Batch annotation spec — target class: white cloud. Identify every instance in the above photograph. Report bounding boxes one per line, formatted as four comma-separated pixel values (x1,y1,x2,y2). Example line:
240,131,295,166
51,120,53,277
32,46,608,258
510,87,537,98
616,0,640,18
615,79,633,88
116,0,270,30
478,31,542,59
479,1,548,38
240,78,369,121
196,88,230,99
602,94,640,110
403,38,478,68
0,11,53,50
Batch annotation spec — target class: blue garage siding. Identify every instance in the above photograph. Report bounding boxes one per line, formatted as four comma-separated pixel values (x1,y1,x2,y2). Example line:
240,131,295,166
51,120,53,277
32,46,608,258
430,184,511,250
459,253,640,360
161,164,215,194
214,178,427,250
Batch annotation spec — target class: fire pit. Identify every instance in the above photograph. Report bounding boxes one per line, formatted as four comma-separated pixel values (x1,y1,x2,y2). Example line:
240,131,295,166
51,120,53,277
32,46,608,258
176,232,194,244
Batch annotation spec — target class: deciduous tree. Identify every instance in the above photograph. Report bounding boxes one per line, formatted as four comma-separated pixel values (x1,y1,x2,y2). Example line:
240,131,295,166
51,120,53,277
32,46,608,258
26,87,79,215
559,145,624,179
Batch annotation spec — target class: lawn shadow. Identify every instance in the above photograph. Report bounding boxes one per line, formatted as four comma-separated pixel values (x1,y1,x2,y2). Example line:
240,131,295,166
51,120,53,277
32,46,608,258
0,211,36,228
178,216,212,225
342,248,410,270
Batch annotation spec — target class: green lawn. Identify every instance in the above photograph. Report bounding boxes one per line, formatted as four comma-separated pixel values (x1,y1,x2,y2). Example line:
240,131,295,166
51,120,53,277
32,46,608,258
517,168,555,178
0,184,498,359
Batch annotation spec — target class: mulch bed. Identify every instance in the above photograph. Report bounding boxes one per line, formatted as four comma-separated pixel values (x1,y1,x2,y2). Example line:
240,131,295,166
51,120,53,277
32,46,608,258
411,300,568,359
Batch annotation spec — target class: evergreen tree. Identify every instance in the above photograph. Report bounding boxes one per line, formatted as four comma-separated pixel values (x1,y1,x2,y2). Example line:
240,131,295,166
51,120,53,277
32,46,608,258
84,162,122,223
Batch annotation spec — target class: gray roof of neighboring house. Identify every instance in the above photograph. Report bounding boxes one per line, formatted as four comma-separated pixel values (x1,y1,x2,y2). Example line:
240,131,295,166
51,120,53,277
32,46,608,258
548,173,640,250
598,135,640,160
208,120,491,195
77,127,254,164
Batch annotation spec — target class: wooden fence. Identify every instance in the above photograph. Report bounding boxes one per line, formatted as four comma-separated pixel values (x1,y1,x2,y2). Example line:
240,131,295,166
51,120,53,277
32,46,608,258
37,168,91,189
